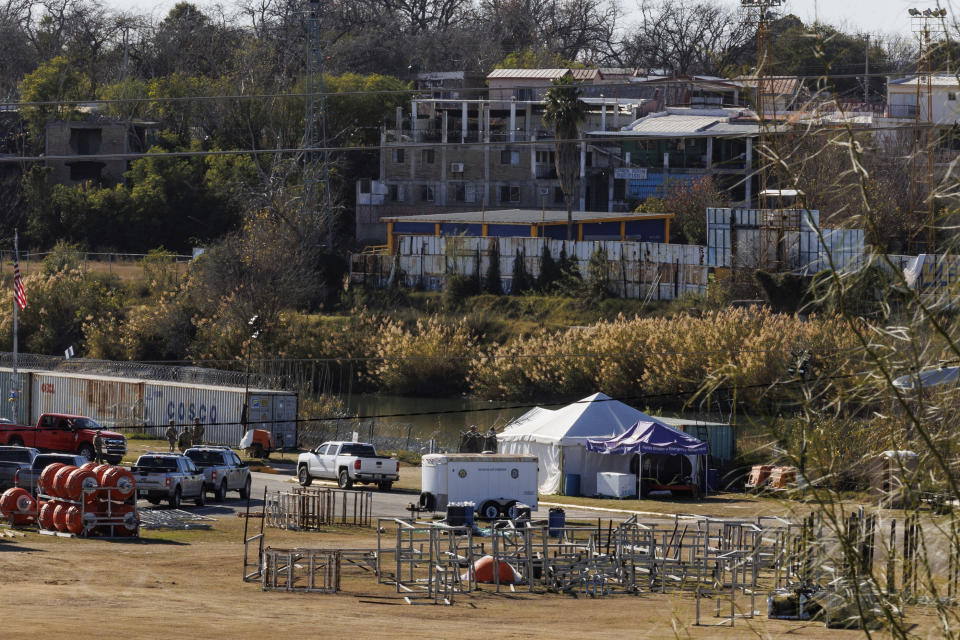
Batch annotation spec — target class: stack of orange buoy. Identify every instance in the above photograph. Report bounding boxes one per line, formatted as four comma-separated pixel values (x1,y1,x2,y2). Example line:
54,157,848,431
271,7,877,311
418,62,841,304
35,462,139,537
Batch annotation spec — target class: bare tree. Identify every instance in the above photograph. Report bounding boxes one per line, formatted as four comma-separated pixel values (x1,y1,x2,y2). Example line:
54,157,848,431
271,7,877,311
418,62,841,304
620,0,750,75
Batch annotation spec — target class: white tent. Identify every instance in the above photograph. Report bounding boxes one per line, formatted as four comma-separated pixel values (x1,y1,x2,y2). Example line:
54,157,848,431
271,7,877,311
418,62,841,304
498,392,658,495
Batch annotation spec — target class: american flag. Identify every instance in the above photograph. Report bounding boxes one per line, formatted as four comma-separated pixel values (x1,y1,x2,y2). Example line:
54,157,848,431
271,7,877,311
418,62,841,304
13,257,26,310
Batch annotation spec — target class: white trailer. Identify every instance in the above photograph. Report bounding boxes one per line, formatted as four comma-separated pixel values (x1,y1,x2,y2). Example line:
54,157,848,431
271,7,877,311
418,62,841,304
419,453,539,520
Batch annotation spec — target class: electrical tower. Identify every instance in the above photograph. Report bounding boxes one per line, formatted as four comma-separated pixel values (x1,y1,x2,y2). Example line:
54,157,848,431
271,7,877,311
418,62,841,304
304,0,334,250
909,7,946,254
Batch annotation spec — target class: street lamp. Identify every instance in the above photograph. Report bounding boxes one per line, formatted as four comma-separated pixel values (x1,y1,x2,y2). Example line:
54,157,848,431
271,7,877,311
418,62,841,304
242,314,262,441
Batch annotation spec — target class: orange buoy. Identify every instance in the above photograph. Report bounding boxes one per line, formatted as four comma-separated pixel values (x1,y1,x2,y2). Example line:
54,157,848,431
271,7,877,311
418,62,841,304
38,501,56,530
115,503,139,535
52,502,70,532
0,487,35,519
65,468,98,502
52,466,78,499
0,489,13,517
101,467,135,501
64,505,84,535
464,555,520,584
39,463,66,497
92,464,112,486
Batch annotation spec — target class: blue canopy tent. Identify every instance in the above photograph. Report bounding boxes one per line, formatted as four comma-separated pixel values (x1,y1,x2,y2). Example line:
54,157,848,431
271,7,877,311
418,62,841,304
587,420,709,497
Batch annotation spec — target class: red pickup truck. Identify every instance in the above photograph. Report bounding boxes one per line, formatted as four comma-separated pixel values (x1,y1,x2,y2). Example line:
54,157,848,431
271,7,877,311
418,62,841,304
0,413,127,464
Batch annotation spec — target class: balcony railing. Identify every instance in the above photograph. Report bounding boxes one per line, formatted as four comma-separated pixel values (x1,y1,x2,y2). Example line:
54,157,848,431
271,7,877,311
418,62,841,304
888,105,919,118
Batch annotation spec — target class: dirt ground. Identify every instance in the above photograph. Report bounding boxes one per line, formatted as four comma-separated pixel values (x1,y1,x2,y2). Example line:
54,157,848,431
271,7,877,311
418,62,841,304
0,516,941,640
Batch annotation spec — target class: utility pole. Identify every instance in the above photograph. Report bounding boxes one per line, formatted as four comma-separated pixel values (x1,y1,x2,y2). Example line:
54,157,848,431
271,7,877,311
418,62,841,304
304,0,334,250
908,7,946,253
740,0,783,210
864,34,870,103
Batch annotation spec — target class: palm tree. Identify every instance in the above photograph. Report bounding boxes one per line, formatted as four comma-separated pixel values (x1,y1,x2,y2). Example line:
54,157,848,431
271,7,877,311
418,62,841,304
542,75,588,241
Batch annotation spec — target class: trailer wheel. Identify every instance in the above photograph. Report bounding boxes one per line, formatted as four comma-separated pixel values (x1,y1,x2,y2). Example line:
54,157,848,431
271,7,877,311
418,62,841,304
337,469,353,489
239,476,251,500
506,501,519,520
252,443,264,459
214,481,227,502
480,501,501,521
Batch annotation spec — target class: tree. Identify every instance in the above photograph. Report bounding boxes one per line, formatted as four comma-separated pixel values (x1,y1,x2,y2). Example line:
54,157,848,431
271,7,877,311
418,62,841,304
484,239,502,295
537,243,561,291
17,56,90,151
586,245,610,298
542,75,586,241
511,247,530,294
620,0,749,75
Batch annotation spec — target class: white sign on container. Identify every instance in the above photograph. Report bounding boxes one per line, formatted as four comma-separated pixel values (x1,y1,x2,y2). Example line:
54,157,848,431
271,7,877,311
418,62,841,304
614,167,648,180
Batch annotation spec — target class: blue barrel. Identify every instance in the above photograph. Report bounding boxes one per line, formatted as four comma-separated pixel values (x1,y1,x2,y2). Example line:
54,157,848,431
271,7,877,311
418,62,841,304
707,469,719,493
548,507,565,537
563,473,581,497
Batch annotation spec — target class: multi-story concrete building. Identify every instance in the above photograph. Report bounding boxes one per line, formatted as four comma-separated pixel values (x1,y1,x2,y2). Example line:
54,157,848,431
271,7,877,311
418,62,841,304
356,69,762,243
45,118,158,186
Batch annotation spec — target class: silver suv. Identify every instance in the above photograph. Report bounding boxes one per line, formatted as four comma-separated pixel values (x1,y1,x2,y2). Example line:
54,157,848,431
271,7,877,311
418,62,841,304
184,446,252,502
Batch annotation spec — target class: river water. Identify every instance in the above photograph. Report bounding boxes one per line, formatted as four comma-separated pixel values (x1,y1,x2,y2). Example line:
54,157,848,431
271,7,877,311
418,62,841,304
331,394,746,454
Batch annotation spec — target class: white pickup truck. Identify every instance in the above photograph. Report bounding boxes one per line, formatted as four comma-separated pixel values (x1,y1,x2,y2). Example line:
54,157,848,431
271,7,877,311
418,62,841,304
297,441,399,491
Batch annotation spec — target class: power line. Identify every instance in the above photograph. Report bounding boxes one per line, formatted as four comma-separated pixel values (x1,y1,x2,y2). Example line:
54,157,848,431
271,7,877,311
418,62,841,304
0,121,943,164
101,375,837,432
0,71,943,109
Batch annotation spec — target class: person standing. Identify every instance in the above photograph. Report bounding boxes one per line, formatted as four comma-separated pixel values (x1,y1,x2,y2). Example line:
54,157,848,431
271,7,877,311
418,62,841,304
165,419,177,452
93,430,104,464
192,418,204,446
177,427,191,452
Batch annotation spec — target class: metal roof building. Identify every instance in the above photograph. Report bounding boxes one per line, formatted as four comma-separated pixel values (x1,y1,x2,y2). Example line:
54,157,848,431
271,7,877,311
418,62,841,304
383,209,674,245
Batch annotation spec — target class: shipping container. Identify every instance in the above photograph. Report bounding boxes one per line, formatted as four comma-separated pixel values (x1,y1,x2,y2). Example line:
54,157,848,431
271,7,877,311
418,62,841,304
143,381,297,448
660,417,735,463
0,368,297,448
29,371,144,427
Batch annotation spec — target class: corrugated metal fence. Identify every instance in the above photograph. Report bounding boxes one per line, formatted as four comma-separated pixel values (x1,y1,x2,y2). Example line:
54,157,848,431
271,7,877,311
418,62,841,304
352,236,709,300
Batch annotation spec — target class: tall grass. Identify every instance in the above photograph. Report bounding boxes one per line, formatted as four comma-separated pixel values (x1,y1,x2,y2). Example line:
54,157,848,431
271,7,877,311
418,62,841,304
469,307,858,401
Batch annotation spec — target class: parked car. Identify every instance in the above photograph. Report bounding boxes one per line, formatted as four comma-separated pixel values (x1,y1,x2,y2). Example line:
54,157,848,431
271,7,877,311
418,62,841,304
0,413,127,464
16,453,88,495
184,446,252,501
131,453,205,508
297,441,399,490
0,445,40,491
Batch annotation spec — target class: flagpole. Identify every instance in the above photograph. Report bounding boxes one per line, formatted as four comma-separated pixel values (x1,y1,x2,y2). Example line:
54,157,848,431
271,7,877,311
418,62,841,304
12,229,18,422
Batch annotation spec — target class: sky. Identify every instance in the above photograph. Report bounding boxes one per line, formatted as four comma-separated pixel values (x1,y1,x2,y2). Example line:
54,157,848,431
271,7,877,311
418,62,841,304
101,0,927,41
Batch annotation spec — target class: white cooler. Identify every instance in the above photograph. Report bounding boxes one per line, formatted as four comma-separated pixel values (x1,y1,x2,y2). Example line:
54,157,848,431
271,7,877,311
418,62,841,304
596,472,636,498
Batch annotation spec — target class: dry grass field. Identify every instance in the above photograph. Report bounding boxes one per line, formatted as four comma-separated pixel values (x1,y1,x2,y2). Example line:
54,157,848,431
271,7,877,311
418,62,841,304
0,514,943,639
